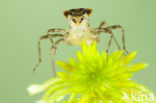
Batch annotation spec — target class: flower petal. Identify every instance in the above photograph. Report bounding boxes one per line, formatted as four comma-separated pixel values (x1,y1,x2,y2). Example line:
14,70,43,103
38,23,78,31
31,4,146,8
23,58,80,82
81,42,88,55
89,42,97,54
68,93,77,103
57,61,73,72
27,78,63,95
108,50,123,64
77,51,85,63
48,88,72,103
121,51,137,65
43,84,68,101
27,85,43,95
56,95,66,102
57,72,70,80
127,63,148,72
36,100,47,103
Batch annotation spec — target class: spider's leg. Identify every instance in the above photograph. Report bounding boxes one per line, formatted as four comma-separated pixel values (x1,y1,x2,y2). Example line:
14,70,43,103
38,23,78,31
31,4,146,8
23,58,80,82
50,39,64,77
98,21,109,29
47,29,65,44
33,34,63,73
47,29,66,55
104,25,129,54
95,21,109,35
92,28,114,56
105,31,113,57
97,21,121,50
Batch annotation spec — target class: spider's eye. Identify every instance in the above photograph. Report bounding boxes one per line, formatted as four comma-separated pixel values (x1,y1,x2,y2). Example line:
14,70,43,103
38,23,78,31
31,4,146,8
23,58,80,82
81,17,84,21
80,17,84,23
72,19,76,23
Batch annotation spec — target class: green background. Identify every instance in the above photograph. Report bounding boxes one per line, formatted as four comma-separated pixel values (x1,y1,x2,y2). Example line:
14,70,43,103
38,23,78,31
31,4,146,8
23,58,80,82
0,0,156,102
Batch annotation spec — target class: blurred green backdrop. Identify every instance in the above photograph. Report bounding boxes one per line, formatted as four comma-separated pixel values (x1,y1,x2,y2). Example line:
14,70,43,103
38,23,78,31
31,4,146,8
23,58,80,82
0,0,156,103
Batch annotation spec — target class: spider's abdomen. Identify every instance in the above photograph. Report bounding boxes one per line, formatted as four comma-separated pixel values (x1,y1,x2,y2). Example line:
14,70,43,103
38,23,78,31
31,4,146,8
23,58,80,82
66,29,97,46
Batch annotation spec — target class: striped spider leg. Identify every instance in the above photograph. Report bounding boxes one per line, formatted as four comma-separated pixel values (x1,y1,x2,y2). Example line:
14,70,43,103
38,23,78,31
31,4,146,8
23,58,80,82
92,27,114,56
92,25,129,55
97,21,121,51
33,29,66,76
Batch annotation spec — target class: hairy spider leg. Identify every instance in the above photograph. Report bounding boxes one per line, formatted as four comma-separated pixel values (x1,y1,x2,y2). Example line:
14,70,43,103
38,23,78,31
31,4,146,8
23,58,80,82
98,21,109,29
50,39,64,76
104,25,129,54
33,31,64,76
47,29,66,55
98,21,121,51
47,29,65,43
100,30,114,55
94,25,129,55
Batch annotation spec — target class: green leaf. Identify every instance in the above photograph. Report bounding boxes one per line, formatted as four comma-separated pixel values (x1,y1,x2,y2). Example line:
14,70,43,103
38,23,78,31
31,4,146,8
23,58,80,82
127,63,148,72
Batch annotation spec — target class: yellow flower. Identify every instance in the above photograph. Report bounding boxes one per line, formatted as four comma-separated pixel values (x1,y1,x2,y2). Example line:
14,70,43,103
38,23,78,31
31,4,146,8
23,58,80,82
28,42,155,103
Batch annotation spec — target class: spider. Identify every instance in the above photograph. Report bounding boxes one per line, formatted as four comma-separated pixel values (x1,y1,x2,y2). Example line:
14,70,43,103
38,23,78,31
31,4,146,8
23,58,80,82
33,8,129,76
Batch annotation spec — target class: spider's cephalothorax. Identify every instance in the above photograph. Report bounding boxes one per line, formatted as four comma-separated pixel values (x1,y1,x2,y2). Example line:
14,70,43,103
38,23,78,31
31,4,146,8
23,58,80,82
34,8,129,76
63,8,92,28
63,8,94,45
